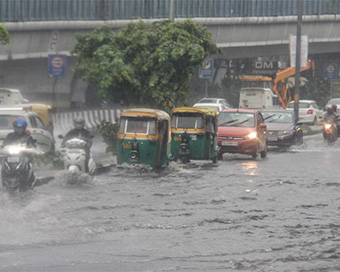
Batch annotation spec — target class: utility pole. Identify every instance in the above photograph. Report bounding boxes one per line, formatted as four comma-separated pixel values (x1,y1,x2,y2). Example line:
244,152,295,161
294,0,303,125
169,0,174,21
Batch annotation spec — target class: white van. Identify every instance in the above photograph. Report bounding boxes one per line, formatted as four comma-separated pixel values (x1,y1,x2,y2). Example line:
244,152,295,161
239,87,279,109
0,88,28,105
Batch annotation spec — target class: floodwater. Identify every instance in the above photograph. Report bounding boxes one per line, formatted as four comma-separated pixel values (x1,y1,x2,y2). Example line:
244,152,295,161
1,135,340,271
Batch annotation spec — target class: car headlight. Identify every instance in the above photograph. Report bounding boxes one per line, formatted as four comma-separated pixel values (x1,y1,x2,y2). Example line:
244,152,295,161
245,132,257,140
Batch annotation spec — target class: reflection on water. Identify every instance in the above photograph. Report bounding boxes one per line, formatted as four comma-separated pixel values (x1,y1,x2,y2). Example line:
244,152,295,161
241,160,258,176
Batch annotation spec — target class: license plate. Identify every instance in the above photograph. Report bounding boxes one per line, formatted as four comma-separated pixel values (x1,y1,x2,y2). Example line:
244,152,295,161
7,156,20,163
222,141,238,146
268,136,278,141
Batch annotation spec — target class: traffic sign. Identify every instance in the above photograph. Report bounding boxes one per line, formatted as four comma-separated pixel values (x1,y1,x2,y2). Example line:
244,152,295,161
48,54,67,78
199,58,214,79
324,63,338,81
289,35,308,68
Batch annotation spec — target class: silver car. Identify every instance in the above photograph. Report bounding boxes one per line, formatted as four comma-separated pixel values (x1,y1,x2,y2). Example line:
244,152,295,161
324,98,340,113
197,97,231,108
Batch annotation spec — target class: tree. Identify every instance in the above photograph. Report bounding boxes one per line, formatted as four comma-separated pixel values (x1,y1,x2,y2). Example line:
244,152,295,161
72,19,219,110
0,24,9,45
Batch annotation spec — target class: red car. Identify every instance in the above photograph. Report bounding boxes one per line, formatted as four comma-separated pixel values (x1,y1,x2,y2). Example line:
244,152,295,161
217,109,268,159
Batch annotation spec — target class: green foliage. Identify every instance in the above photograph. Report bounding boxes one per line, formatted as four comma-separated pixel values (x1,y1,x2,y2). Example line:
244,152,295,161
300,76,331,107
72,20,219,110
33,151,63,169
97,120,119,154
0,24,9,45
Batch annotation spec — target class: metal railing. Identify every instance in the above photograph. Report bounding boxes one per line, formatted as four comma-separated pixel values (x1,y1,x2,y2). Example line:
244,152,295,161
0,0,340,22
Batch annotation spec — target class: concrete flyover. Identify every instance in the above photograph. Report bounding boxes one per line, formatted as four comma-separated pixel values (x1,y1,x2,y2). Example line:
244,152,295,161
1,15,340,60
0,15,340,108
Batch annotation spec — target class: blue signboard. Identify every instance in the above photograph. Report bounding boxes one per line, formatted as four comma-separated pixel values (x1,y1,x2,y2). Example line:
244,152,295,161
324,63,338,81
199,58,214,79
48,54,67,78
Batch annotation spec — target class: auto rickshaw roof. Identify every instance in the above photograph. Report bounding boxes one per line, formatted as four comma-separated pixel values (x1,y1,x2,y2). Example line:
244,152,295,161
171,107,217,116
121,108,170,120
21,103,52,110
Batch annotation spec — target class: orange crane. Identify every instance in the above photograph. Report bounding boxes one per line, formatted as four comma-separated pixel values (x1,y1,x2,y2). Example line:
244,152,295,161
240,59,313,109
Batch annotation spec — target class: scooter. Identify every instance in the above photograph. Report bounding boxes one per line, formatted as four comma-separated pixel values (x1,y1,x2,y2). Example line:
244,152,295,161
323,117,338,145
179,130,191,164
59,137,96,175
1,144,38,194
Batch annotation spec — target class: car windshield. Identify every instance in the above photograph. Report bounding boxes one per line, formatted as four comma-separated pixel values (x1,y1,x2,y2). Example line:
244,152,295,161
262,112,293,123
171,113,204,129
218,112,255,127
328,98,340,104
287,102,310,108
119,117,157,135
0,114,21,130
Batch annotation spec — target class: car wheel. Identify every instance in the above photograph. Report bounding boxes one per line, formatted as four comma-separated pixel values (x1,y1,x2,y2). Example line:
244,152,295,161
252,145,258,159
260,143,268,159
297,135,303,146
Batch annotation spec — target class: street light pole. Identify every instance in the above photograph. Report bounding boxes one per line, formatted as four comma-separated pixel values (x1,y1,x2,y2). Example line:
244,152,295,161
294,0,303,125
169,0,174,21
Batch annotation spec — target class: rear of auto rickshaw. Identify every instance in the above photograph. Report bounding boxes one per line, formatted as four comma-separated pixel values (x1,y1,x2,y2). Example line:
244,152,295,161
170,107,218,163
117,108,171,169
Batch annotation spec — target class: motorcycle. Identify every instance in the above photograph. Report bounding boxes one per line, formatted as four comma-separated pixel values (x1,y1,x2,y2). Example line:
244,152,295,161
178,130,191,163
323,116,338,144
59,137,96,175
1,144,39,194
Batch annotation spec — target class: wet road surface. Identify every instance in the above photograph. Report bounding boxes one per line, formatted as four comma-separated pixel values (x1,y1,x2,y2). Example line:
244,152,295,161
1,135,340,271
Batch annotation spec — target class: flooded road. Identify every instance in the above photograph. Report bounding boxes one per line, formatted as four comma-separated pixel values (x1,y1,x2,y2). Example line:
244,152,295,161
1,135,340,271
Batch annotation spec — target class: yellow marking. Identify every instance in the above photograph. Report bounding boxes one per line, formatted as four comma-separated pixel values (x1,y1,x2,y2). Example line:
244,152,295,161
174,136,182,141
121,112,157,118
123,143,131,149
118,133,158,139
171,128,205,133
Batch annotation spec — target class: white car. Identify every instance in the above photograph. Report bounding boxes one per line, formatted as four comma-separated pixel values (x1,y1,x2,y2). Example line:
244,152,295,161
286,100,323,125
193,103,228,113
197,97,231,108
0,107,55,153
324,98,340,113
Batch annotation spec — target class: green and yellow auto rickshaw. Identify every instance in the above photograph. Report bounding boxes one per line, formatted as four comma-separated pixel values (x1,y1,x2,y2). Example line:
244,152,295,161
117,108,171,169
170,107,218,163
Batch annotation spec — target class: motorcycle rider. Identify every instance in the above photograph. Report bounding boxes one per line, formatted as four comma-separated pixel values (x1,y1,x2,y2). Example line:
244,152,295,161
324,106,339,137
3,118,36,147
2,118,36,190
62,116,93,172
331,104,340,135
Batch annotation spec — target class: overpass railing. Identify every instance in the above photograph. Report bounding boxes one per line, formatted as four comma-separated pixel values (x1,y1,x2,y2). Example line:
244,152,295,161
0,0,340,22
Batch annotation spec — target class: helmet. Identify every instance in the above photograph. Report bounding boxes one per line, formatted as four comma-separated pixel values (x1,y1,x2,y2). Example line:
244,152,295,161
73,116,85,130
13,117,27,135
332,104,337,112
326,107,334,115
